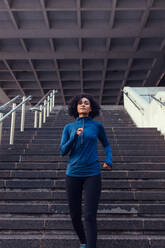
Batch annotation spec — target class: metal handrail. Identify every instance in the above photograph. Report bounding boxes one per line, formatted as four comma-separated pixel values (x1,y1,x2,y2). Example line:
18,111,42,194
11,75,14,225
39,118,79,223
0,96,32,145
122,90,144,114
0,95,21,112
30,89,57,128
149,95,165,107
0,96,31,123
140,94,165,106
31,90,57,111
32,90,51,108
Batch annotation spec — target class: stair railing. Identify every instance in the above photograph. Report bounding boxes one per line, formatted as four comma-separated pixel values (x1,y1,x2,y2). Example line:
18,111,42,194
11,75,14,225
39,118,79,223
30,89,57,128
150,95,165,107
140,94,165,107
122,90,144,114
0,95,32,145
0,95,21,112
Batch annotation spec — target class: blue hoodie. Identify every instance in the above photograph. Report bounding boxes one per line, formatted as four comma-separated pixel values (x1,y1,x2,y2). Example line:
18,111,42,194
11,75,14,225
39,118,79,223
60,116,112,177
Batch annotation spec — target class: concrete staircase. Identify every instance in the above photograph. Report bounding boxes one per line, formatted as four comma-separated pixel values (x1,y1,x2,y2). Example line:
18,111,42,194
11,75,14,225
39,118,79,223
0,107,165,248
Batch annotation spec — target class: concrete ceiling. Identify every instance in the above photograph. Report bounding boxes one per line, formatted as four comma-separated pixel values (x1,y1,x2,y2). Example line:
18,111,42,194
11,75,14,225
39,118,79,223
0,0,165,105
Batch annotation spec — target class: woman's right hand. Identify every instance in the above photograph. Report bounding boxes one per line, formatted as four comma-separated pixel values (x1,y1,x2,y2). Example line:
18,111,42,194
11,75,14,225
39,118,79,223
76,128,83,136
103,162,112,170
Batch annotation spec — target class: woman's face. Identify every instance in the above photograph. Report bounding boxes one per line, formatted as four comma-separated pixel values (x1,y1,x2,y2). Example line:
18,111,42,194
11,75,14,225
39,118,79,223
77,97,92,117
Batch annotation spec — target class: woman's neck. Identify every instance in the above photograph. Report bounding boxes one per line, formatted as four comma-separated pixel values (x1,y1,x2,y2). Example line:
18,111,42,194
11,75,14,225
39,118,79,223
78,114,89,118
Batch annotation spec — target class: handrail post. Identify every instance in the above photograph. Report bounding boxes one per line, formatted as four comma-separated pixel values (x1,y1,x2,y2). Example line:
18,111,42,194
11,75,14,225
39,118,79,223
10,103,16,145
0,96,31,145
30,89,57,126
51,92,54,110
21,96,26,132
39,105,42,128
52,90,55,107
47,96,50,117
50,92,53,112
0,113,3,144
34,111,38,128
43,100,46,123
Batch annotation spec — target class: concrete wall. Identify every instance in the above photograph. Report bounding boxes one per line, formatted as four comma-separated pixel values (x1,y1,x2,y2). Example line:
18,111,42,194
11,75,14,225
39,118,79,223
123,87,165,135
0,88,9,105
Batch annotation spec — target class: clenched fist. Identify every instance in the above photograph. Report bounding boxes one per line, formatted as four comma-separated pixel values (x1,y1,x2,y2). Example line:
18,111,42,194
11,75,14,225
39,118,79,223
103,163,112,170
76,128,83,136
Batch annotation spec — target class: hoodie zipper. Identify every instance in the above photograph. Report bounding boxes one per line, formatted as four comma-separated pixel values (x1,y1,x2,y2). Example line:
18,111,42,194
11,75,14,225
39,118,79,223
81,118,85,145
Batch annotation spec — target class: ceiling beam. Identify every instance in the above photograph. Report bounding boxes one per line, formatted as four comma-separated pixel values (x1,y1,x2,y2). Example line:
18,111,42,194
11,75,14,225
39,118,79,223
20,38,29,52
156,72,165,87
3,59,26,97
3,0,19,29
143,54,165,86
1,26,165,39
40,0,51,28
99,0,117,105
116,0,154,105
49,39,66,105
80,58,83,93
116,58,133,105
77,0,81,29
143,36,165,86
19,38,44,97
0,51,159,60
99,59,108,105
28,59,45,97
109,0,117,29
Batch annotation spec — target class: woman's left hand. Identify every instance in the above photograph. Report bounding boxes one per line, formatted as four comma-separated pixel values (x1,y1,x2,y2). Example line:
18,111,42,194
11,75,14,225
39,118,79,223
103,163,112,170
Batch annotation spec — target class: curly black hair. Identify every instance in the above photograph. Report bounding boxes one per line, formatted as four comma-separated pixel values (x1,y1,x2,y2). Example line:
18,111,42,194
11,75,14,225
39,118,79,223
68,93,100,119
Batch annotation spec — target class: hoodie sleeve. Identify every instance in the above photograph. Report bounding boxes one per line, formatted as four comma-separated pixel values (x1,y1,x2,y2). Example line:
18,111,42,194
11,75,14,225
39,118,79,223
60,124,78,156
98,123,112,167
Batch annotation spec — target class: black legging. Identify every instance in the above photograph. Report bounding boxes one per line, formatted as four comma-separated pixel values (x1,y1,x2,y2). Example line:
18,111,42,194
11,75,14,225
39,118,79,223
65,174,101,248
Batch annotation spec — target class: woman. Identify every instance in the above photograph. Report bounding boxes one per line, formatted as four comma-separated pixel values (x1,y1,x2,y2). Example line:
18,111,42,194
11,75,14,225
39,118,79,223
60,94,112,248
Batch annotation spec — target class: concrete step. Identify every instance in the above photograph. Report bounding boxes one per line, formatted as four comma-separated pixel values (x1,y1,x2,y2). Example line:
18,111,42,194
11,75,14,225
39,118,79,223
0,216,164,233
24,149,165,156
1,162,165,171
32,127,158,133
19,155,165,163
3,128,37,132
1,134,35,139
37,127,160,134
34,128,160,133
114,135,164,140
43,124,136,128
0,189,165,202
0,203,164,216
1,154,165,162
2,136,163,145
1,144,165,152
1,170,165,180
32,133,163,140
54,179,165,190
1,137,34,141
2,149,165,156
24,134,165,139
0,233,160,248
1,139,33,145
1,179,165,190
32,136,164,143
116,144,165,150
1,139,164,147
